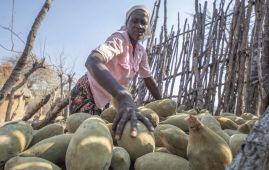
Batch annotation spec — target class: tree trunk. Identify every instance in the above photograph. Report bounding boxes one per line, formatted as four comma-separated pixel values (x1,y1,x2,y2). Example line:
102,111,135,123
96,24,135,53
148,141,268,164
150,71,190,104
235,1,252,115
192,0,204,110
223,0,241,113
261,0,269,113
228,106,269,170
246,0,265,114
0,0,52,104
228,1,269,169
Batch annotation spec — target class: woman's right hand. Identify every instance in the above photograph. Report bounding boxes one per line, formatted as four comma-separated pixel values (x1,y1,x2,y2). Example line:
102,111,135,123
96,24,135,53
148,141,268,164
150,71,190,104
112,92,154,140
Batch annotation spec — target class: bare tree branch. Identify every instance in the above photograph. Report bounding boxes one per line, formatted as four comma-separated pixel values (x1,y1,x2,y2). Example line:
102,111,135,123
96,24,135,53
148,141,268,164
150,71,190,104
0,0,53,104
31,96,69,129
21,93,51,121
5,58,46,121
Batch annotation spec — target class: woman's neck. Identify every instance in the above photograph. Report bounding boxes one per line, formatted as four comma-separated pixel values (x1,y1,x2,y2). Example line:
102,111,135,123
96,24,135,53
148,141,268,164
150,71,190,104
127,33,137,49
130,38,137,47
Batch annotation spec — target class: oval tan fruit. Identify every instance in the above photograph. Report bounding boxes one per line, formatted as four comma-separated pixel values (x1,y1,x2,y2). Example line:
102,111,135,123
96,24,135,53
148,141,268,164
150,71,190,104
229,134,247,156
29,123,64,147
0,121,33,164
144,99,177,118
240,112,258,120
201,114,230,144
154,124,177,147
223,129,242,136
158,125,188,159
20,134,73,164
187,116,232,170
117,121,155,161
135,152,189,170
65,112,90,133
100,107,117,123
159,114,189,132
223,116,246,125
216,116,239,130
238,120,257,134
138,106,159,127
66,116,113,170
110,146,130,170
4,156,61,170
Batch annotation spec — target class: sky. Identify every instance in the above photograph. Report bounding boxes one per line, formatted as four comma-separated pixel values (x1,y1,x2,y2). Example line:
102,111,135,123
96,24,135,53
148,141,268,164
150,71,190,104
0,0,205,80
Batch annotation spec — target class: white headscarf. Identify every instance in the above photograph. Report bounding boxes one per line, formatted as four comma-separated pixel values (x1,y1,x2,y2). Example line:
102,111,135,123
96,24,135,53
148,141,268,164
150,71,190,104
120,5,152,41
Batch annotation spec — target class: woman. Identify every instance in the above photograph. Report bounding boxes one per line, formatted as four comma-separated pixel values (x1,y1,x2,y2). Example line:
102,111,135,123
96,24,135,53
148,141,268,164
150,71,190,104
70,5,161,140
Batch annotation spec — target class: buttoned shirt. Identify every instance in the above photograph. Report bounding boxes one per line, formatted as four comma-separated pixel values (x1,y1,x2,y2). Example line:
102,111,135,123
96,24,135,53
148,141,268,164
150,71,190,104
87,31,152,109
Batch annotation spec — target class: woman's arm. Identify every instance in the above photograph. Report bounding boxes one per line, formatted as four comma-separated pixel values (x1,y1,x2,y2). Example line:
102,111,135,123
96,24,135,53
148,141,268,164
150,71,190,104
144,76,162,100
86,52,127,98
85,52,154,140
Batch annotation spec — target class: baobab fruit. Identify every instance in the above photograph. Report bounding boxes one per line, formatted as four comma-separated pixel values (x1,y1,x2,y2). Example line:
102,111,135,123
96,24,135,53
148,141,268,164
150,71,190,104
117,121,155,161
20,134,73,164
176,104,187,113
100,107,117,123
159,114,189,132
223,116,246,125
158,125,188,159
229,134,247,156
4,156,61,170
216,116,239,130
240,112,258,120
138,106,159,127
154,124,177,147
187,115,232,170
110,146,130,170
65,116,113,170
65,112,90,133
238,120,257,134
223,129,242,136
201,114,230,144
0,121,33,163
29,123,64,147
185,108,198,115
144,99,177,117
201,114,221,129
135,152,189,170
220,112,235,116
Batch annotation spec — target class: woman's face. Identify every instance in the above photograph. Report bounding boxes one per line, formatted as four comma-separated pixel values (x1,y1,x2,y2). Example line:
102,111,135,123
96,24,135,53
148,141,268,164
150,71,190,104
126,10,149,43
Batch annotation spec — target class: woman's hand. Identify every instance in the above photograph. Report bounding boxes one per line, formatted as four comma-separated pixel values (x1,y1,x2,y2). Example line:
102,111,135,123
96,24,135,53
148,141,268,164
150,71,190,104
112,92,154,140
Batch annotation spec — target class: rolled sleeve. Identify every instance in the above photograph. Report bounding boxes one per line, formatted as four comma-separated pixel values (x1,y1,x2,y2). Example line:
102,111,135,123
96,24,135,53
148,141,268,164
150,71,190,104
138,50,152,78
92,32,124,63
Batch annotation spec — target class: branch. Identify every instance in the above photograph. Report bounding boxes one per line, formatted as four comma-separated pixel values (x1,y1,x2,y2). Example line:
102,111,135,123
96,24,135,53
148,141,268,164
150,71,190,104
21,93,51,121
31,96,69,129
0,25,26,45
5,59,45,121
0,0,53,104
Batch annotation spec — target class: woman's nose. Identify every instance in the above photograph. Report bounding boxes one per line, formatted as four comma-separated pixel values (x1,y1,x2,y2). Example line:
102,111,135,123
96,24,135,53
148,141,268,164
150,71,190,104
136,23,144,29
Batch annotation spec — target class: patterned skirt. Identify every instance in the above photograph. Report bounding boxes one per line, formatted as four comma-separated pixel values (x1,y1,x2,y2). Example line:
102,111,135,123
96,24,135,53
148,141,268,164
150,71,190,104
70,74,103,115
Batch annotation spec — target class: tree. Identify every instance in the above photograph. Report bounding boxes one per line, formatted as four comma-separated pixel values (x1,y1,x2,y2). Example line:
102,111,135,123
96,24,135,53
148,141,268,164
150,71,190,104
228,0,269,169
0,0,53,104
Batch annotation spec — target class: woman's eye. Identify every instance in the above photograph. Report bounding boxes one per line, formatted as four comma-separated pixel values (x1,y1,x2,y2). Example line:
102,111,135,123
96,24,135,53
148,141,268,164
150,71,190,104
132,19,139,24
141,21,148,26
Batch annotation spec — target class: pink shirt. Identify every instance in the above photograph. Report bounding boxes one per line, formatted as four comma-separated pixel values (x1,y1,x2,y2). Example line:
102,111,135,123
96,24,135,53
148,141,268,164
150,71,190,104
87,31,152,109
